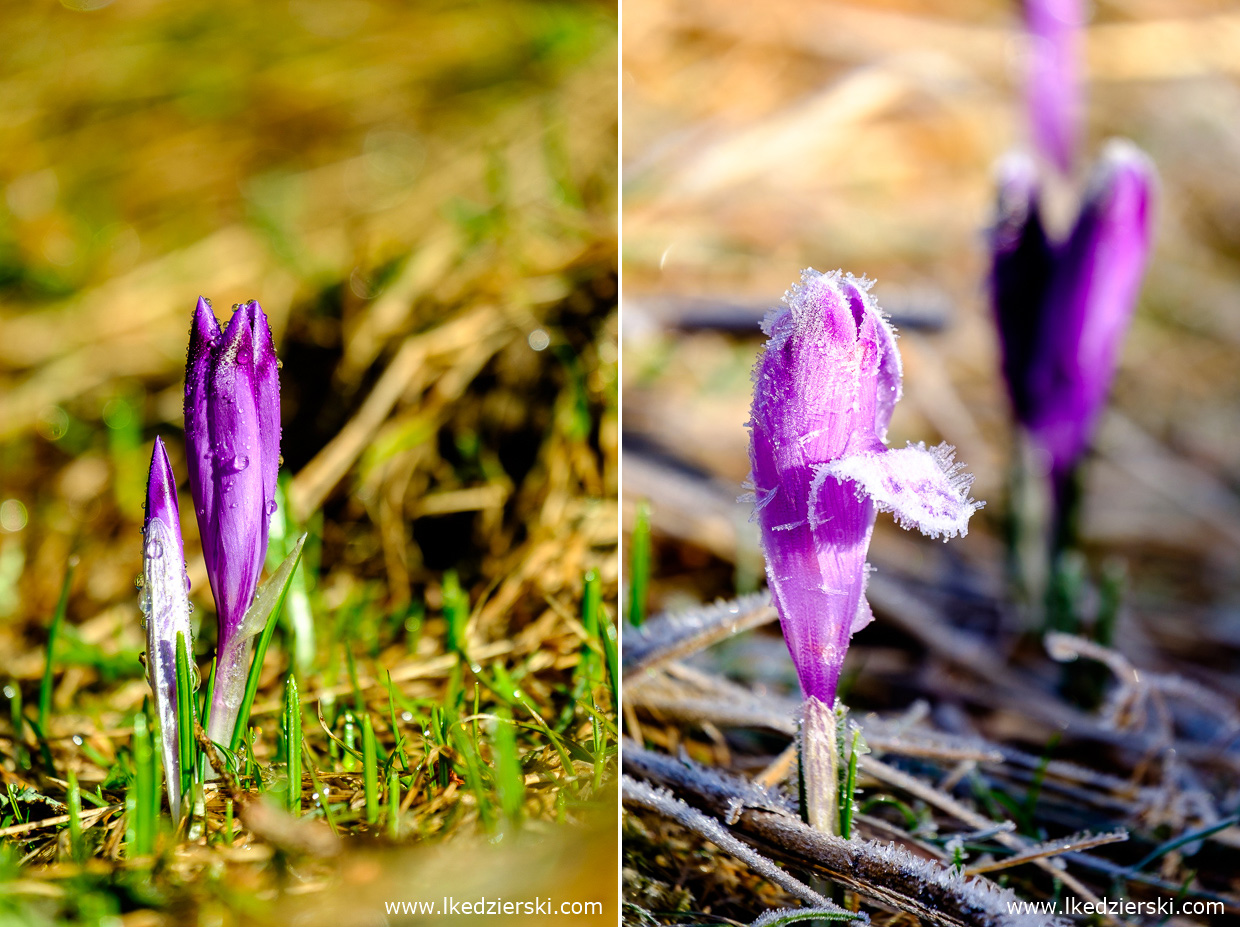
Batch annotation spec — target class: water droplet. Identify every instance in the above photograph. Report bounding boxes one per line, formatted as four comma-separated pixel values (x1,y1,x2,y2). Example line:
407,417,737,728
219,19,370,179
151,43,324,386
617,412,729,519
400,711,413,722
3,686,15,699
277,455,284,467
144,537,163,559
134,575,144,589
229,455,250,472
469,663,482,674
276,359,284,370
72,735,83,746
265,500,278,515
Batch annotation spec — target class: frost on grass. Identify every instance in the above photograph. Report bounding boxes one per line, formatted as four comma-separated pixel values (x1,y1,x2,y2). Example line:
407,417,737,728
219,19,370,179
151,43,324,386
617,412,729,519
621,775,853,917
964,829,1128,875
623,591,775,678
749,905,865,926
625,743,1066,927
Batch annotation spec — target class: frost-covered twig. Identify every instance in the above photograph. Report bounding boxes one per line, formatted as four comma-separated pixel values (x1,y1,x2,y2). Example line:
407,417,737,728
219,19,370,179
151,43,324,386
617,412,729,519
623,592,775,678
964,829,1127,876
858,753,1110,914
625,743,1065,927
622,775,853,916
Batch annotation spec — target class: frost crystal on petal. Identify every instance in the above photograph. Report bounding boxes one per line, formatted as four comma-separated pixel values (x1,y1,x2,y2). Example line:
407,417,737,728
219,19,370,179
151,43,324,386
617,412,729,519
819,442,983,540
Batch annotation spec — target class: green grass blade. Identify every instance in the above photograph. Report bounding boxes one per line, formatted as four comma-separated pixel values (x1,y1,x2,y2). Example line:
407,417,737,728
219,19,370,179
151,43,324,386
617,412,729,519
449,722,494,831
599,609,619,713
839,727,860,840
174,631,194,803
579,569,602,691
39,558,76,738
387,767,401,839
66,770,83,862
492,708,523,826
129,710,155,857
626,500,650,626
284,675,301,816
442,570,469,656
270,474,316,675
362,714,379,826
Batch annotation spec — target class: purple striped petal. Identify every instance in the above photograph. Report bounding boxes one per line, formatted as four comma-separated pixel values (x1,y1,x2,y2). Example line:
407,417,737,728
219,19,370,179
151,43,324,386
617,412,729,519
206,308,265,641
142,437,192,818
248,301,281,538
184,296,222,577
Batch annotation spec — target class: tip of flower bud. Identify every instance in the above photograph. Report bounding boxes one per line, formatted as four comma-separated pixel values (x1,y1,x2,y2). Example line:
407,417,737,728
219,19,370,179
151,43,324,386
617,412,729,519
145,436,180,535
219,300,256,366
191,296,222,347
1087,138,1156,209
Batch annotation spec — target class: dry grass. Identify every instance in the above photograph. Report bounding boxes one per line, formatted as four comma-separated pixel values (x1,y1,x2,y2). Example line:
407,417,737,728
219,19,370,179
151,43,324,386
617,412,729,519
0,1,617,923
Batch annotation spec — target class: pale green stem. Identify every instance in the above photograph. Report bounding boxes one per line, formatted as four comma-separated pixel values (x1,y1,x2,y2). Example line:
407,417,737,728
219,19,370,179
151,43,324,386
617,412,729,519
802,696,838,835
206,633,255,747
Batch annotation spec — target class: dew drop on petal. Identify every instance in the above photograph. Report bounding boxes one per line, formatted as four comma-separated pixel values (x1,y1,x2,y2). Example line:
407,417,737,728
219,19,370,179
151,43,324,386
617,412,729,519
265,500,278,515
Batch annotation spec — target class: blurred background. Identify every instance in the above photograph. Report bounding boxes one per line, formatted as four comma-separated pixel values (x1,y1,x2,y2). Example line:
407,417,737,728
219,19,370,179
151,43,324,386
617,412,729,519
623,0,1240,920
0,0,617,923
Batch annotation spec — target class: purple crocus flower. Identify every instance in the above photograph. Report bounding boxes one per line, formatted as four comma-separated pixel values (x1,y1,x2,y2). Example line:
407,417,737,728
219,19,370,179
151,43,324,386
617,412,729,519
141,436,193,817
991,141,1155,503
1025,0,1084,174
184,297,281,745
748,270,981,710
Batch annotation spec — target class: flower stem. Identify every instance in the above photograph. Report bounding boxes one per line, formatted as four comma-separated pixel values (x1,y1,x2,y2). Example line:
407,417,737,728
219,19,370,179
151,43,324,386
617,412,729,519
206,633,255,749
801,696,838,835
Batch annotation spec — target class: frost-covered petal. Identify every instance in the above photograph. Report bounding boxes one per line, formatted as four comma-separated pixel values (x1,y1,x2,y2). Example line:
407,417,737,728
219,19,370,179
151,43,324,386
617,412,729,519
142,437,193,819
818,442,981,540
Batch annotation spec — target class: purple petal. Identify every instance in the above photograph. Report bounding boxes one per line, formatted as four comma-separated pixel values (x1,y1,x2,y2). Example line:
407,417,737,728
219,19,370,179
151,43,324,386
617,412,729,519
1025,140,1155,485
206,307,266,641
240,301,281,539
184,296,222,574
749,269,896,704
990,152,1055,424
142,437,192,819
818,442,981,541
1026,0,1084,173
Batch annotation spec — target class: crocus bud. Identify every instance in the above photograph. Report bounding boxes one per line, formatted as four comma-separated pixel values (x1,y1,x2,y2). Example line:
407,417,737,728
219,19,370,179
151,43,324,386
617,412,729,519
748,270,980,709
1025,0,1084,174
990,141,1155,499
141,436,193,818
184,297,281,745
